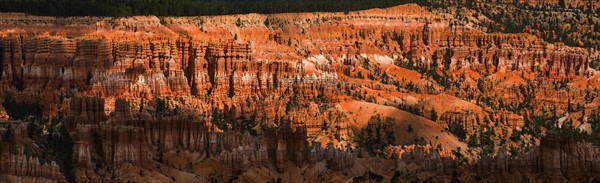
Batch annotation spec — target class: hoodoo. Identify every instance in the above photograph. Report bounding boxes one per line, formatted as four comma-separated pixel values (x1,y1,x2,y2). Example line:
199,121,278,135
0,1,598,182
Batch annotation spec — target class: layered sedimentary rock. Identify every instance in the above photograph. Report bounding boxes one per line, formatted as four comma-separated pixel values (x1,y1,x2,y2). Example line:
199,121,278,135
67,97,354,182
0,5,590,102
72,124,100,182
0,2,598,183
426,0,600,50
64,97,107,131
472,132,600,182
438,110,481,132
0,4,592,128
0,122,66,183
422,33,591,81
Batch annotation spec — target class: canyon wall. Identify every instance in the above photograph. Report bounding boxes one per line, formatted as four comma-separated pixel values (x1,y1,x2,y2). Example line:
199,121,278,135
0,2,598,182
0,122,66,183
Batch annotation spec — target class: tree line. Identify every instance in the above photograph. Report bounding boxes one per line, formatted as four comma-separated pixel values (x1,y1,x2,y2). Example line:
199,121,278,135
0,0,418,16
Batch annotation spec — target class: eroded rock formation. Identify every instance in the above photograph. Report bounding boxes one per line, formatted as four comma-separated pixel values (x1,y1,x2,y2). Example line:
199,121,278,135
0,2,598,182
472,132,600,182
0,122,66,183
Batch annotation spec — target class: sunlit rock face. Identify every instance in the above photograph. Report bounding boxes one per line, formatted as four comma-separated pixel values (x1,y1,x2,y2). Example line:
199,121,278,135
0,2,598,182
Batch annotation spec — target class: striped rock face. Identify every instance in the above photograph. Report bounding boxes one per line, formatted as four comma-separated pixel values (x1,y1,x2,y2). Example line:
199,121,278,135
0,3,598,183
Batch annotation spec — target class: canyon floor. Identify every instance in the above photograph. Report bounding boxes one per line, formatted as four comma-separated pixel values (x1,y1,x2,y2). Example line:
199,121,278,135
0,1,599,183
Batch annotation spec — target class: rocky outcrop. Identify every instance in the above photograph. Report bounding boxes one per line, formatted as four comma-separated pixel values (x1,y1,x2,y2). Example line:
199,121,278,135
428,34,590,80
487,109,524,127
396,146,455,170
219,126,353,181
97,124,151,171
0,122,66,183
66,97,355,181
0,152,65,183
218,140,268,181
0,4,593,130
426,0,600,50
472,132,600,182
72,124,101,182
438,110,480,132
0,3,598,183
64,97,107,131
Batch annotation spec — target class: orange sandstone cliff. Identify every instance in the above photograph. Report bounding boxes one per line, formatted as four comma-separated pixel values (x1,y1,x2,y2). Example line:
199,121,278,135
0,3,599,183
